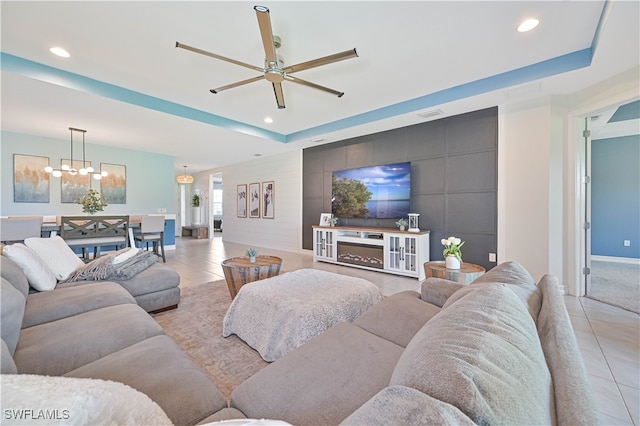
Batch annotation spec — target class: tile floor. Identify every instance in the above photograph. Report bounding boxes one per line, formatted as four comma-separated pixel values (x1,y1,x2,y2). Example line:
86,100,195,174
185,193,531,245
165,235,639,425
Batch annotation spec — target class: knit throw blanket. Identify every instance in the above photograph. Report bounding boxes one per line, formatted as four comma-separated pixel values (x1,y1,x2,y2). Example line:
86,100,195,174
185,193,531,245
62,250,158,283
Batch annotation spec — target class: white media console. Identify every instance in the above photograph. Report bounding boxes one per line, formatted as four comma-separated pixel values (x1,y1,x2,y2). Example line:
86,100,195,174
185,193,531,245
312,226,430,280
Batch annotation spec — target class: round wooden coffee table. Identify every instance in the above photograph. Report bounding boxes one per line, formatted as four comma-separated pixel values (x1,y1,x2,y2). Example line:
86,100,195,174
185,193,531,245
423,261,485,285
222,255,283,299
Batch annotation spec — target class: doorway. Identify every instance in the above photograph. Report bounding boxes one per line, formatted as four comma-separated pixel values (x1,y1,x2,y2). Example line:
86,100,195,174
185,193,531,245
210,173,223,236
583,99,640,313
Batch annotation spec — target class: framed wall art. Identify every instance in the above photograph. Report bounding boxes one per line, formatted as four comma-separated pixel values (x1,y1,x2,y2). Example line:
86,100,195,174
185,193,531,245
237,184,247,218
100,163,126,204
262,181,274,219
61,159,91,203
249,182,260,218
13,154,50,203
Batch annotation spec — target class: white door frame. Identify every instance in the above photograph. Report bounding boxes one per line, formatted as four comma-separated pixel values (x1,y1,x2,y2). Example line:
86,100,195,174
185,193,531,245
567,91,639,296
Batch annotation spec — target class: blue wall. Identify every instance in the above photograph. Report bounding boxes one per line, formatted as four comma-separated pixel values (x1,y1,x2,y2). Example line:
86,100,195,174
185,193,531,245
591,135,640,258
1,131,176,216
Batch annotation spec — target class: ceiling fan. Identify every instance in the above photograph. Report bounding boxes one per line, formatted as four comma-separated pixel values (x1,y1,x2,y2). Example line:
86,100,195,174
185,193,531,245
176,5,358,109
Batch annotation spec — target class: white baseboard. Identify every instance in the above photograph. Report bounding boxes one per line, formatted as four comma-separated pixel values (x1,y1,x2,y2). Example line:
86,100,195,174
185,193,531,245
591,255,640,265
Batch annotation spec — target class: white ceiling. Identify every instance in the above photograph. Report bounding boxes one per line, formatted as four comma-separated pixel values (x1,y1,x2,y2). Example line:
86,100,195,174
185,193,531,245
1,1,639,173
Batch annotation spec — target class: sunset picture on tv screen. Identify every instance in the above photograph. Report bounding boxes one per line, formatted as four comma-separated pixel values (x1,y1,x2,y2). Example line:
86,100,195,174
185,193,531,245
332,162,411,219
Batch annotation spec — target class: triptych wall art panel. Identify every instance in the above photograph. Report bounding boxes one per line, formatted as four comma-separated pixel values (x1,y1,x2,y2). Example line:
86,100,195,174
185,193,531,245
238,181,275,219
13,154,50,203
61,159,91,203
100,163,126,204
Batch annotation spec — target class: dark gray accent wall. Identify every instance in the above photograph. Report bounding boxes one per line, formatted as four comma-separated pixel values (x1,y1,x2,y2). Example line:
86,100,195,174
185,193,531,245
303,107,498,270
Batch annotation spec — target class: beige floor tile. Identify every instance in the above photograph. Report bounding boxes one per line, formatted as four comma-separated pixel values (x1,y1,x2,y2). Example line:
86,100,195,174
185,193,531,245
599,411,634,425
571,314,595,333
598,335,640,365
619,384,640,425
590,319,640,345
607,355,640,389
581,348,615,381
589,375,633,424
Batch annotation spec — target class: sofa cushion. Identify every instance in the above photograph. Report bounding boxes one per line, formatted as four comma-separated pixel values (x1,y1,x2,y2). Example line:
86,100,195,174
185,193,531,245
353,291,440,347
14,303,164,375
231,322,404,426
1,278,26,355
340,385,475,426
66,335,228,426
1,374,172,425
22,281,136,328
391,283,553,425
537,275,600,425
2,243,56,291
24,236,84,281
112,262,180,296
0,255,30,298
445,260,542,320
1,339,18,374
420,277,467,307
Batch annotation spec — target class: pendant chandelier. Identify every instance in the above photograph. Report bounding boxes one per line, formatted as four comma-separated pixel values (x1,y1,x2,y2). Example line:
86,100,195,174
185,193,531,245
44,127,109,180
176,165,194,184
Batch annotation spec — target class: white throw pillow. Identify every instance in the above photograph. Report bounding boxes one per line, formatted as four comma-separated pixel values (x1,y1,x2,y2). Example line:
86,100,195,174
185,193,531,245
24,236,84,281
112,247,140,265
2,243,57,291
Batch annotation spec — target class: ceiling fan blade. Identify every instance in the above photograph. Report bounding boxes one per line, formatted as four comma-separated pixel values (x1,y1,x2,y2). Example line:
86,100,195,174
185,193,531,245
283,48,358,74
210,75,266,94
285,75,344,97
254,6,278,64
272,82,286,109
176,41,264,73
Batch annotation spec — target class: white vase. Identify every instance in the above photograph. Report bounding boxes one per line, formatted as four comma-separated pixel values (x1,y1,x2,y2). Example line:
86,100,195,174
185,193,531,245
445,255,461,269
399,225,405,231
249,256,256,263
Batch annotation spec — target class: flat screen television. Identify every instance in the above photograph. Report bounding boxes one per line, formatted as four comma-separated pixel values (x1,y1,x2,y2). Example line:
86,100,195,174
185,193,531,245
332,162,411,219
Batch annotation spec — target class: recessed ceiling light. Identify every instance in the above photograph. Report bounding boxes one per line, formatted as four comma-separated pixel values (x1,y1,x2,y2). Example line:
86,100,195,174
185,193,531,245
517,18,539,33
310,137,325,143
264,117,273,124
49,46,70,58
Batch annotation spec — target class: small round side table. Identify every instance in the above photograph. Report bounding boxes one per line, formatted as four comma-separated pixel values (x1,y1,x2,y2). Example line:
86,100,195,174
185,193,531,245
423,261,485,285
222,255,282,299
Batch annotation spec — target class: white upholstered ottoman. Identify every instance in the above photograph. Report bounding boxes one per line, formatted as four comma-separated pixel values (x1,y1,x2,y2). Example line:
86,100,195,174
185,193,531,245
222,269,383,361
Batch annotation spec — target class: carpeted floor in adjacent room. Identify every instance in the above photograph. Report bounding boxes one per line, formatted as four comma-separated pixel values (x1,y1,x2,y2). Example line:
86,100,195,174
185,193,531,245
588,260,640,314
153,280,268,400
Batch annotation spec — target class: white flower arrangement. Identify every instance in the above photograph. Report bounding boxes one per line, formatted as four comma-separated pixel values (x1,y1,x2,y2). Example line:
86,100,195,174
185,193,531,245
441,236,465,262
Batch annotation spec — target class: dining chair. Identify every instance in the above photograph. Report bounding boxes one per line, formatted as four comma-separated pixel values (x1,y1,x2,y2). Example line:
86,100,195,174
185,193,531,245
0,217,43,244
134,215,166,262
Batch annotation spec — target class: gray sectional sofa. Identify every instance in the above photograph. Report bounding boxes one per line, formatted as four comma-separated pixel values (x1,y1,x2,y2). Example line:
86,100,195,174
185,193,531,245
204,260,599,425
0,255,227,426
1,254,598,425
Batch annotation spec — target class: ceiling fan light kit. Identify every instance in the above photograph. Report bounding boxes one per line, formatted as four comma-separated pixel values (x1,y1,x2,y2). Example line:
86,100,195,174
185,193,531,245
176,5,358,109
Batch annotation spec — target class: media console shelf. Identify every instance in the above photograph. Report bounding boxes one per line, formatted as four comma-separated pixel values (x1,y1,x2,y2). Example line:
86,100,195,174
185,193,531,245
312,225,430,280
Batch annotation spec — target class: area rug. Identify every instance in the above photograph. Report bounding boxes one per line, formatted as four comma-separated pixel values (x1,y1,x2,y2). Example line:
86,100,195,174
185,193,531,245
588,261,640,314
153,280,268,400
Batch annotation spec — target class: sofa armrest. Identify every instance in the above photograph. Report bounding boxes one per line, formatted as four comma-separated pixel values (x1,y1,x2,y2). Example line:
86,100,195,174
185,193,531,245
420,278,467,307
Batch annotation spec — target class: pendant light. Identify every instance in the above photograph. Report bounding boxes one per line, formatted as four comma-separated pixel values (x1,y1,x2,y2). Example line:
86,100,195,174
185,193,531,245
176,165,194,184
44,128,108,180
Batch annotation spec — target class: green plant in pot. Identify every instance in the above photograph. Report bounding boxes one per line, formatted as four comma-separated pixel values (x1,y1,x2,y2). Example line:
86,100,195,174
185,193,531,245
395,218,408,231
76,189,108,215
246,248,258,263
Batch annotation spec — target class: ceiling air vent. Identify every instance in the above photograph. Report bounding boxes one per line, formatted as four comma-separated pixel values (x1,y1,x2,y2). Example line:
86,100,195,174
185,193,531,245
417,109,443,119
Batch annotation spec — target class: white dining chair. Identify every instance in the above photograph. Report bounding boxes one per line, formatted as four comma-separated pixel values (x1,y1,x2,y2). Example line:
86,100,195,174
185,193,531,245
0,217,43,244
134,215,166,262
